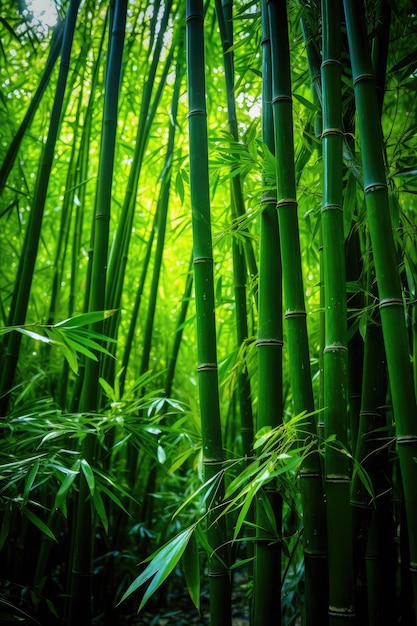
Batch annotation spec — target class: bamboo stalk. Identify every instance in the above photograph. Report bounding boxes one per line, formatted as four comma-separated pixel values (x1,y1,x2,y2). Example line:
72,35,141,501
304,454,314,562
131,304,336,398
344,0,417,616
321,1,355,622
68,3,127,623
0,0,81,415
252,4,282,624
214,0,254,459
267,2,327,623
186,2,231,623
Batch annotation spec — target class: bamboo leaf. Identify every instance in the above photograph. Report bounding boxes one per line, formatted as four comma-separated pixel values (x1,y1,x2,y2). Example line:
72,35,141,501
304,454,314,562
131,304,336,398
93,489,108,534
22,508,57,542
23,459,40,505
53,309,117,329
119,526,195,608
182,530,200,610
81,458,95,496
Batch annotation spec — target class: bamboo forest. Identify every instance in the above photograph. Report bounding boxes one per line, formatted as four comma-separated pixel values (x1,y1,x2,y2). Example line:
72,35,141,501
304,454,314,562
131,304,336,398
1,0,417,624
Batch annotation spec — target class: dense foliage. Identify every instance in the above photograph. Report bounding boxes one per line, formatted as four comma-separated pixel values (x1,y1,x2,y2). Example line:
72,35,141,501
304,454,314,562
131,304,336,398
1,0,417,624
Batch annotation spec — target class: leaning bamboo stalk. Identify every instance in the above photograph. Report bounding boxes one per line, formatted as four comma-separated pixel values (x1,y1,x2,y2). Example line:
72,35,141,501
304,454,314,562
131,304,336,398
267,2,327,623
67,3,127,623
0,20,64,195
321,1,355,622
186,2,231,623
0,0,80,415
344,0,417,614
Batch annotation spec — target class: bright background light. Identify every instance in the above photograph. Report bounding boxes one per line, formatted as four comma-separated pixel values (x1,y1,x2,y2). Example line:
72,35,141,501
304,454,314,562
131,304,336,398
25,0,58,31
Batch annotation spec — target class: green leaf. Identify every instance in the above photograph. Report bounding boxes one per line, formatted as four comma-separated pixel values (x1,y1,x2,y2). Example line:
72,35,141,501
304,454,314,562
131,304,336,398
81,458,95,495
53,309,116,329
157,445,166,464
119,526,195,610
23,460,40,505
54,461,80,511
99,377,116,402
16,327,57,344
93,489,108,534
22,508,57,542
182,531,200,610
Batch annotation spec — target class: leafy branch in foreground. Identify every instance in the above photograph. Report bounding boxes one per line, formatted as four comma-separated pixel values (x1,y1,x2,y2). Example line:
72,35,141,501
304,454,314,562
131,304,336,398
118,412,327,614
0,310,116,376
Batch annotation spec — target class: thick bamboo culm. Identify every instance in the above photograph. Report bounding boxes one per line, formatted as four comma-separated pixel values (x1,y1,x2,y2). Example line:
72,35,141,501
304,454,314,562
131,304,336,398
186,2,231,623
267,2,327,623
68,2,127,623
344,0,417,616
252,3,282,624
321,1,355,623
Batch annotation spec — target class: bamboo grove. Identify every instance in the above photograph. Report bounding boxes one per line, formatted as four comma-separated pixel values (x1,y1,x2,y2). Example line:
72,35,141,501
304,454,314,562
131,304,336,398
1,0,416,624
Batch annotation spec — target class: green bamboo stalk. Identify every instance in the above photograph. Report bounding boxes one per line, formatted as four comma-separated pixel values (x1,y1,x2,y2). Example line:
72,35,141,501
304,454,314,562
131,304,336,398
214,0,254,458
68,3,127,623
344,0,417,615
267,2,327,624
252,4,282,624
102,4,177,390
105,0,174,311
60,11,109,409
350,321,394,624
186,2,231,623
0,20,64,195
214,0,258,291
165,254,193,398
371,0,391,116
139,51,183,381
0,0,80,415
123,52,184,488
321,1,355,623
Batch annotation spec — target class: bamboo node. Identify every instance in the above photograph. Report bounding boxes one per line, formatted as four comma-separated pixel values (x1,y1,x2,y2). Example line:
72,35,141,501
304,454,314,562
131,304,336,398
198,363,218,372
353,73,375,85
397,435,417,445
256,338,284,347
260,195,277,206
321,58,342,68
187,109,206,118
193,256,213,264
321,203,343,213
285,309,307,318
364,182,387,193
323,343,348,353
299,470,322,479
325,475,350,483
329,606,355,618
378,298,403,310
272,95,292,104
321,128,344,138
277,197,297,207
410,562,417,573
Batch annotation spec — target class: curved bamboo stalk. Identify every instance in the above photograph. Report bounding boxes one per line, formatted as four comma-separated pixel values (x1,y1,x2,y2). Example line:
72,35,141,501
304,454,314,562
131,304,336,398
344,0,417,615
321,1,355,622
186,2,231,623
